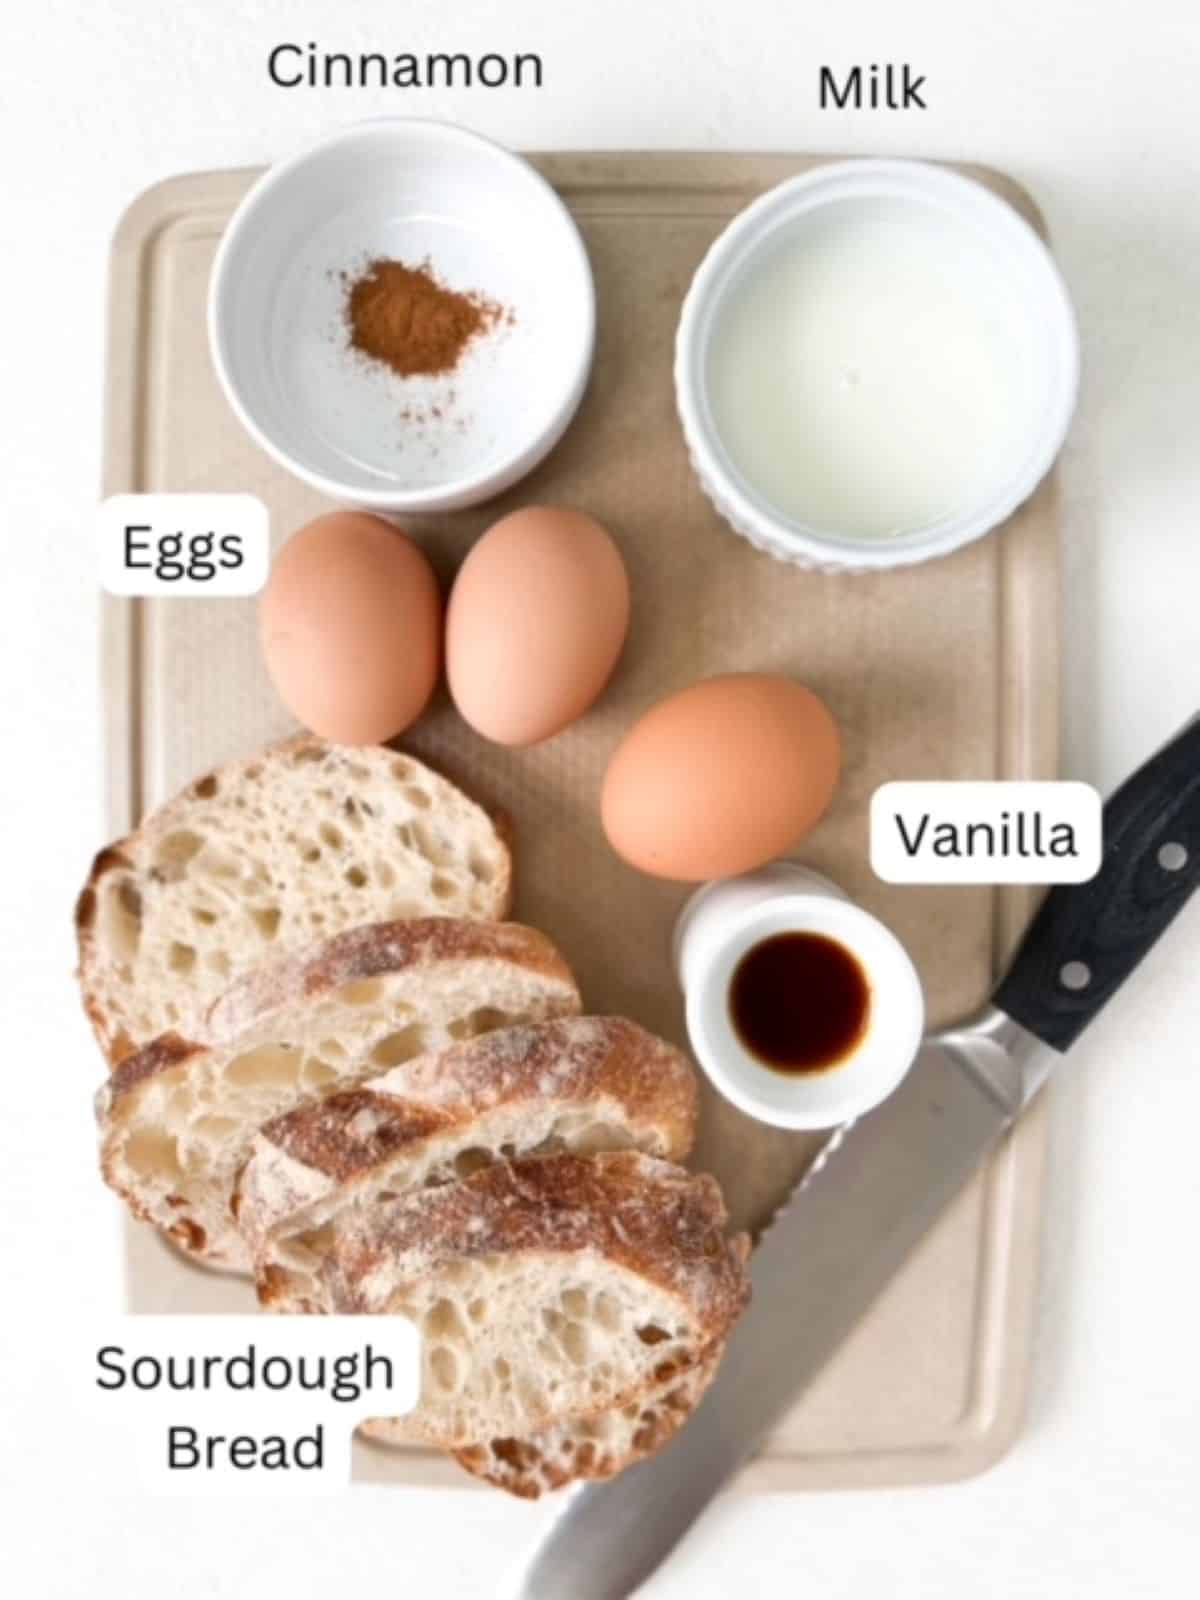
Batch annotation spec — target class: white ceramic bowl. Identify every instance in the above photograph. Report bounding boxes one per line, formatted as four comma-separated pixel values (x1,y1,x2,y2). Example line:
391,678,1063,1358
675,159,1079,572
209,120,595,512
673,864,925,1129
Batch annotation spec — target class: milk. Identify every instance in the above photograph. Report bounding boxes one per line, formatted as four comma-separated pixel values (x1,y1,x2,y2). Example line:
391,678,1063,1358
706,203,1043,539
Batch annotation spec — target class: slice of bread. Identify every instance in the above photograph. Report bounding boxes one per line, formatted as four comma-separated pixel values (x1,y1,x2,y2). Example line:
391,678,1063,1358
97,920,580,1271
444,1350,721,1497
241,1017,700,1313
321,1151,751,1449
243,1019,712,1492
76,737,513,1064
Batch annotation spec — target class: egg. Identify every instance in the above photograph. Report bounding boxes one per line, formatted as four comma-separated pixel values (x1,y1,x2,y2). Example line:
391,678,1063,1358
601,674,841,881
446,507,630,746
260,511,441,745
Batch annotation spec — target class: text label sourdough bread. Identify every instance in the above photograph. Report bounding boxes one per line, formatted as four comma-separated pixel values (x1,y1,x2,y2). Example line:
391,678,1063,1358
82,1317,418,1494
268,44,544,89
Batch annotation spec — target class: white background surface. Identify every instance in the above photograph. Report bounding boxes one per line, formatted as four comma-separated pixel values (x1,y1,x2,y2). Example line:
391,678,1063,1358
2,2,1197,1595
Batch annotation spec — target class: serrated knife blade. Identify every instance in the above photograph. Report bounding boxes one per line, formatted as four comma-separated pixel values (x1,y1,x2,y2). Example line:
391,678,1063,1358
509,713,1200,1600
507,1024,1036,1600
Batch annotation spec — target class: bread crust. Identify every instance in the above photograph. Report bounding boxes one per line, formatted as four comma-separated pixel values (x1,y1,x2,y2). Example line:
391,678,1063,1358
240,1017,699,1283
447,1348,721,1497
324,1152,751,1444
98,1030,202,1110
258,1089,453,1190
96,919,581,1269
267,1016,697,1177
206,918,575,1043
76,736,515,1065
241,1023,714,1486
329,1152,747,1320
103,920,575,1119
95,1031,212,1254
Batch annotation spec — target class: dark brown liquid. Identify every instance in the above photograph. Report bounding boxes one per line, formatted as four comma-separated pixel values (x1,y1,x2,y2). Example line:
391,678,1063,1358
729,932,870,1074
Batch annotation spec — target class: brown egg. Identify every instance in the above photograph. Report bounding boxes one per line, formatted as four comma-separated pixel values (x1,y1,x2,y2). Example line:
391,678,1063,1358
601,674,841,881
446,507,630,747
259,511,441,744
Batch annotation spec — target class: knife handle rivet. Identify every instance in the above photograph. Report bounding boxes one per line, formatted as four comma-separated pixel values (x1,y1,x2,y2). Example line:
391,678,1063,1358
1059,960,1091,992
1158,841,1188,873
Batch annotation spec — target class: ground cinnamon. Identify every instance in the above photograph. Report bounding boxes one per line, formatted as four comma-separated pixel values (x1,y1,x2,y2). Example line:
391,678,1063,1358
343,258,506,378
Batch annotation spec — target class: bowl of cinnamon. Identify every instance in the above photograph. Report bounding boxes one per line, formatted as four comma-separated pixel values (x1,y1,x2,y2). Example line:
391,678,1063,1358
209,119,595,512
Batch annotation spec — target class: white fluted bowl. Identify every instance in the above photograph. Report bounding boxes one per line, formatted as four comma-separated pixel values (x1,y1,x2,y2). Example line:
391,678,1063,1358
675,159,1078,572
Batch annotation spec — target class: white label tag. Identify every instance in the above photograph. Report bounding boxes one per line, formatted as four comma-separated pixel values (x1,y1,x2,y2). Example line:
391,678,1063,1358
98,494,269,596
870,781,1102,885
79,1316,419,1496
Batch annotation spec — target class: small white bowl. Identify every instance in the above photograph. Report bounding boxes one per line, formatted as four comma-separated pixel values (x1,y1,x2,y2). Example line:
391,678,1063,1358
675,159,1079,572
209,119,595,513
673,863,925,1129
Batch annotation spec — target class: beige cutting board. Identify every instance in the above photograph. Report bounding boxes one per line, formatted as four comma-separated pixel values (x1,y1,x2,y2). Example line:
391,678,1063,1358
101,152,1056,1491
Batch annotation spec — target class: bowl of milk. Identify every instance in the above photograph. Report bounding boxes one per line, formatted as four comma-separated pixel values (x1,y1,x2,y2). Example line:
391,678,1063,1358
675,160,1078,571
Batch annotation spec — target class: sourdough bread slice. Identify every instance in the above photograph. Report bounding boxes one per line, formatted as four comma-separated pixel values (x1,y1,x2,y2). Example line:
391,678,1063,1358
97,920,580,1271
76,737,513,1064
241,1017,700,1313
321,1151,750,1448
445,1350,721,1497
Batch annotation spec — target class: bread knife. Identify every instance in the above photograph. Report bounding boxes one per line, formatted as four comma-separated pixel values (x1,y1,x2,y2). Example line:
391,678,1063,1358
508,713,1200,1600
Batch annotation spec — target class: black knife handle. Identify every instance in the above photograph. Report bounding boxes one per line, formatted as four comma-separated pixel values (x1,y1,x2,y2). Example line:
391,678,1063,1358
993,714,1200,1052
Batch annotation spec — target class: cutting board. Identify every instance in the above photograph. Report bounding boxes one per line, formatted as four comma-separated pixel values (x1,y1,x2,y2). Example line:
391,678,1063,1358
101,152,1056,1490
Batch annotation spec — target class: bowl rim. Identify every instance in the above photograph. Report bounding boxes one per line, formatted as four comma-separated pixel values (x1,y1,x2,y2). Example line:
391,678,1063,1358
682,890,926,1130
673,157,1080,571
207,117,596,511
